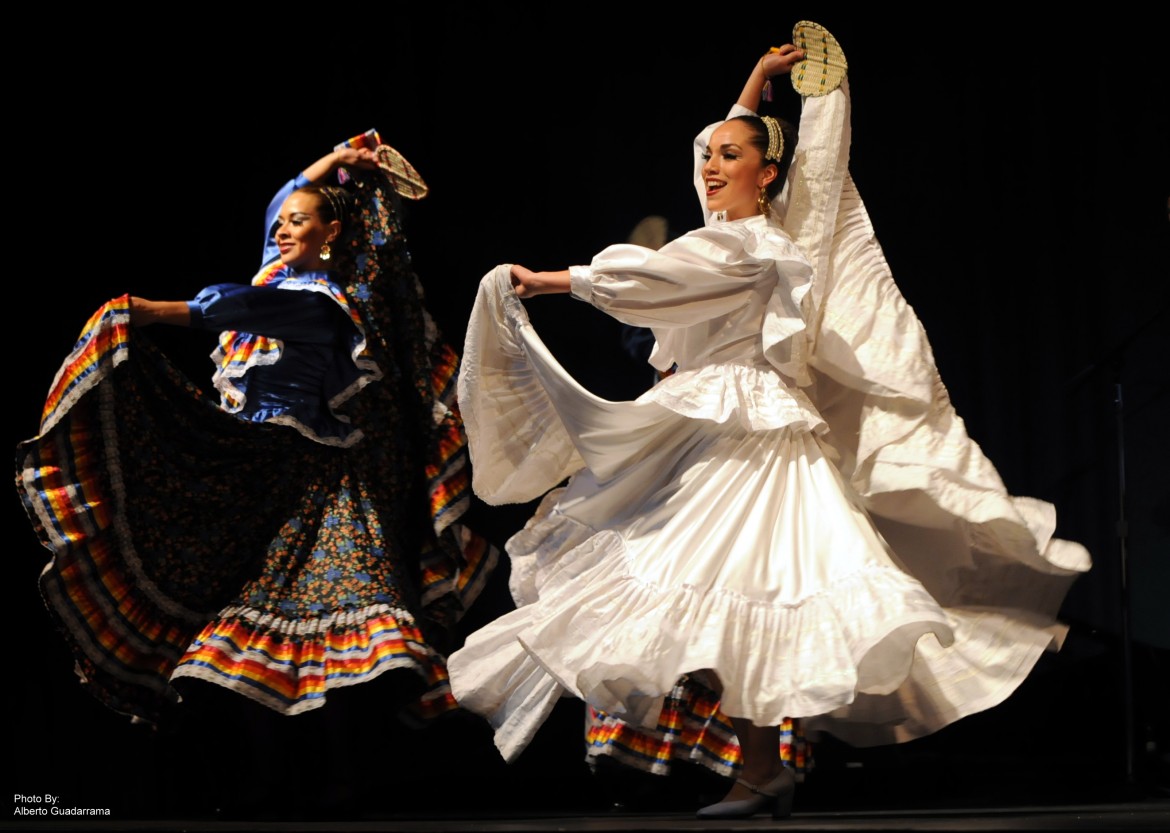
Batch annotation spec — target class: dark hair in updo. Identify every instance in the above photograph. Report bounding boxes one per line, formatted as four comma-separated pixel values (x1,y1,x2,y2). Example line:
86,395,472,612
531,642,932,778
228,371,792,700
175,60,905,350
725,115,797,201
295,184,355,237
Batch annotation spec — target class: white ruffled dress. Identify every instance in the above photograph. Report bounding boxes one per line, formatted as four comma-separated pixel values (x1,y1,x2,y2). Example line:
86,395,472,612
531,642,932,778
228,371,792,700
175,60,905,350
447,81,1090,762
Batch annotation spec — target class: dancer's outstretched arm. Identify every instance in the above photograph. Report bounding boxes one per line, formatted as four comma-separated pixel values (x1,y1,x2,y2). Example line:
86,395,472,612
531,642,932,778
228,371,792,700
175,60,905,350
510,264,570,298
301,147,377,183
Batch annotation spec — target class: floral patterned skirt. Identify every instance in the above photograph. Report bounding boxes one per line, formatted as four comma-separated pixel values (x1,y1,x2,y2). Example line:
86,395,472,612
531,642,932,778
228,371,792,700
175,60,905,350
16,298,494,724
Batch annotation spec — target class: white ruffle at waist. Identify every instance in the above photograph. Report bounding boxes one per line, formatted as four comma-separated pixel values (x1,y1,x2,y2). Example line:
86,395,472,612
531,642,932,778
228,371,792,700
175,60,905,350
641,363,825,434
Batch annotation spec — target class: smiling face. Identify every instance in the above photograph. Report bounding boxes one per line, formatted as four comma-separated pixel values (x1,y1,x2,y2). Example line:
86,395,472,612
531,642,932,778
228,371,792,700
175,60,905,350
273,191,341,272
702,120,777,222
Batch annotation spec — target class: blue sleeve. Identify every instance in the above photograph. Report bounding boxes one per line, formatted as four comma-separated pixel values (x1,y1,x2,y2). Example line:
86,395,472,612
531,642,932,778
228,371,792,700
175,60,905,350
261,173,314,267
187,284,351,344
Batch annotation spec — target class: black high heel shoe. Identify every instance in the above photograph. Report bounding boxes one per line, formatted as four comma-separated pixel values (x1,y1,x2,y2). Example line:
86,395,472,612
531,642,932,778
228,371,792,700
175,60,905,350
695,768,795,819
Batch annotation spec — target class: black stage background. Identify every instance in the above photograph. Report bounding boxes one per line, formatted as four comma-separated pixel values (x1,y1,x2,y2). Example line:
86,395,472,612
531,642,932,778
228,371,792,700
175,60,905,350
7,6,1168,823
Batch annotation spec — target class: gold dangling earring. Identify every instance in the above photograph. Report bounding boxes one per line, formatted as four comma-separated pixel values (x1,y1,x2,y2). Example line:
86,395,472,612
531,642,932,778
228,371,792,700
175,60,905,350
319,243,332,262
758,187,770,218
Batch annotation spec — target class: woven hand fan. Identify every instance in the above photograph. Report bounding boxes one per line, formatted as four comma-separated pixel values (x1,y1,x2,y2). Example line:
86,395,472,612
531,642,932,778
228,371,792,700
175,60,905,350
791,20,848,97
374,144,429,201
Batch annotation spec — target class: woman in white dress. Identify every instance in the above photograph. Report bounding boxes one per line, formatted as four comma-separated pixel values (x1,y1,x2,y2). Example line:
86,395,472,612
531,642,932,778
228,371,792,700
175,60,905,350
448,27,1090,819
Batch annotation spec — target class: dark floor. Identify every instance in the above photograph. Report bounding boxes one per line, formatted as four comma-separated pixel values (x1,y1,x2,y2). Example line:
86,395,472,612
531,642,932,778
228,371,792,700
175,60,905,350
9,643,1170,831
3,802,1170,832
9,594,1168,832
8,731,1169,832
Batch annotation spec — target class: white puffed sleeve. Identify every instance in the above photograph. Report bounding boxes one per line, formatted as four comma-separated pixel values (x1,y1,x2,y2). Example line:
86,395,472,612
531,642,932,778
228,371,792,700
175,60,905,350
569,222,805,330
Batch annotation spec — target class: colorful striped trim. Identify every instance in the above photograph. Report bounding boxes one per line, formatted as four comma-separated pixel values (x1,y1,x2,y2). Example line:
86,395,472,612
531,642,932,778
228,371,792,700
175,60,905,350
39,297,132,434
418,523,498,611
426,342,472,535
585,679,812,779
335,129,384,153
172,604,453,716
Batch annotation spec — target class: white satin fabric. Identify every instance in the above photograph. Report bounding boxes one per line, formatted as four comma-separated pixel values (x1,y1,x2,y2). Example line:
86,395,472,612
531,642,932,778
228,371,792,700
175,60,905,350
448,82,1090,761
